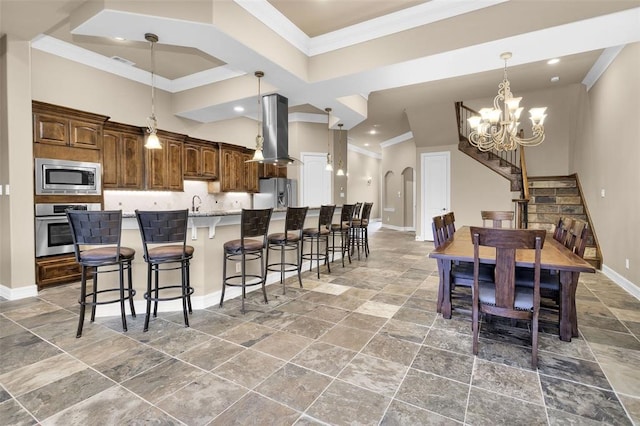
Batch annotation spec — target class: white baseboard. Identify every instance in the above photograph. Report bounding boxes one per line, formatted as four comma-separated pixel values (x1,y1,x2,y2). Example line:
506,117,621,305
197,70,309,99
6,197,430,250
601,264,640,300
0,284,38,301
381,223,414,232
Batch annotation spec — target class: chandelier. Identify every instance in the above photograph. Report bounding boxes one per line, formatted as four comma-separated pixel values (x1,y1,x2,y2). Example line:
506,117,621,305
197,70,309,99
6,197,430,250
325,107,333,172
467,52,547,152
336,123,345,176
252,71,265,161
144,33,162,149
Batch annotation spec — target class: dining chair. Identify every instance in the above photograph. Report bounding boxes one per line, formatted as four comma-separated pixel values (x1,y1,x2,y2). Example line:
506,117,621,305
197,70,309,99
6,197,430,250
265,206,308,294
442,211,456,239
553,216,574,245
433,216,493,314
135,209,194,331
481,210,514,228
67,210,136,337
220,208,273,313
470,226,546,368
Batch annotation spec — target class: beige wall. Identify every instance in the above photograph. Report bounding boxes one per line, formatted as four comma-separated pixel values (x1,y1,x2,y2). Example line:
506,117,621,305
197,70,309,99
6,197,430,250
414,145,514,239
346,149,381,219
0,36,36,292
574,43,640,285
381,140,416,228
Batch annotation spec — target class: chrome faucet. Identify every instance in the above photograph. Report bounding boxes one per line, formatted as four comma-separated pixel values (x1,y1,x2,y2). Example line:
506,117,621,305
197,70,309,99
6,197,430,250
191,195,202,212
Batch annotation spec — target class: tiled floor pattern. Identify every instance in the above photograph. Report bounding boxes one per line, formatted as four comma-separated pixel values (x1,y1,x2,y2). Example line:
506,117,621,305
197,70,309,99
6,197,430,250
1,226,639,425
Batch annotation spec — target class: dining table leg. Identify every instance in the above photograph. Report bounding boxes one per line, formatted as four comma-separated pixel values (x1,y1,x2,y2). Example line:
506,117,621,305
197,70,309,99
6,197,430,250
559,270,576,341
441,260,452,319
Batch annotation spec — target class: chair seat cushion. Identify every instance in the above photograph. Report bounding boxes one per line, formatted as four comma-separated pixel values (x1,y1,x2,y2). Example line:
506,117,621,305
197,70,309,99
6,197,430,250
80,246,135,263
147,244,194,262
303,228,330,237
268,232,300,244
479,282,534,311
515,267,560,291
224,238,264,255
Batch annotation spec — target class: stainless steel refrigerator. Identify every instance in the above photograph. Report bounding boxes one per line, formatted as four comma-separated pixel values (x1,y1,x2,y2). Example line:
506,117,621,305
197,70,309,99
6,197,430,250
256,178,297,209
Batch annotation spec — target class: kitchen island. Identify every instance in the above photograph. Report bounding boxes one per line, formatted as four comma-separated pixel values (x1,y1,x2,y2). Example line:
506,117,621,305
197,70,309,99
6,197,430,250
96,207,332,317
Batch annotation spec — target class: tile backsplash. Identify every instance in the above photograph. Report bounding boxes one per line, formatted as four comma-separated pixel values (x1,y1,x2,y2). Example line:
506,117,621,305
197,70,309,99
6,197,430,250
104,181,252,213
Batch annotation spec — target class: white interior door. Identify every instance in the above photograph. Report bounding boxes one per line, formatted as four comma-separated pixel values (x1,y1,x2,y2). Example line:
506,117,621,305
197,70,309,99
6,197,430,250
301,152,332,207
421,152,450,241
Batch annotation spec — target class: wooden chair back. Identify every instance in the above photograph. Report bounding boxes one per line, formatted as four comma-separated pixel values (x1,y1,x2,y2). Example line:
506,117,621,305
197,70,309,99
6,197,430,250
442,212,456,239
553,217,573,244
470,227,546,367
566,219,588,258
432,215,447,249
481,210,514,228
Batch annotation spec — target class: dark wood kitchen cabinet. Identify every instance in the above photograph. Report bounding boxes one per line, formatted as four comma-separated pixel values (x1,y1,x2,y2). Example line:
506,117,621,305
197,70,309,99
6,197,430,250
184,138,219,180
243,152,260,193
259,163,288,179
35,254,89,290
32,101,108,150
216,145,258,192
103,122,144,189
145,130,186,191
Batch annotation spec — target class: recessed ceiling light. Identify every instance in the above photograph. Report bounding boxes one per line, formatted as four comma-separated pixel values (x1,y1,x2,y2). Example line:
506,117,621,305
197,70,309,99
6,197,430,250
547,58,560,65
114,37,125,41
550,76,560,83
364,143,369,147
368,130,377,135
234,106,244,112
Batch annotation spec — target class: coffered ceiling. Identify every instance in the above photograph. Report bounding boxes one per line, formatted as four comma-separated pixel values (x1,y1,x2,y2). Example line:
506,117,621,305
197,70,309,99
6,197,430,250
1,0,639,153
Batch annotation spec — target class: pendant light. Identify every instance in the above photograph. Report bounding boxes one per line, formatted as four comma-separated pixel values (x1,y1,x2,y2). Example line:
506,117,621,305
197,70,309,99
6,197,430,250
252,71,265,161
325,107,333,172
144,33,161,149
336,123,345,176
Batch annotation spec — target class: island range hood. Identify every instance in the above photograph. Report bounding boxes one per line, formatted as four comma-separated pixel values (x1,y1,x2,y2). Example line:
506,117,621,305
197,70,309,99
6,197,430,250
260,93,297,166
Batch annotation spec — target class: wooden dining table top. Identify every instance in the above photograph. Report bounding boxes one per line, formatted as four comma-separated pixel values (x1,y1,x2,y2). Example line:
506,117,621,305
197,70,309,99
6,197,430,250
429,226,595,274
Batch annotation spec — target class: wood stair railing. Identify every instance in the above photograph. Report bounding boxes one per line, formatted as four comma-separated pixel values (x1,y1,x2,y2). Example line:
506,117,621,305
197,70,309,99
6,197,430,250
455,102,524,193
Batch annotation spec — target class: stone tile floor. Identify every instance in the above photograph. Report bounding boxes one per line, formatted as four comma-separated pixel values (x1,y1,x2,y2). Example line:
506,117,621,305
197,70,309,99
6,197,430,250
1,226,639,425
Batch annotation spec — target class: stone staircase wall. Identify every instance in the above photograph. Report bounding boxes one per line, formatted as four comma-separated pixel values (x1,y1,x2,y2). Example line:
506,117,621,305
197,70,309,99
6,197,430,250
527,175,602,268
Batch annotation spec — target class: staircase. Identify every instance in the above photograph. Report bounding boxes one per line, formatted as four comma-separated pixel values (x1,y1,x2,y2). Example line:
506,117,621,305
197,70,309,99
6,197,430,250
455,102,523,192
527,175,602,269
455,102,602,269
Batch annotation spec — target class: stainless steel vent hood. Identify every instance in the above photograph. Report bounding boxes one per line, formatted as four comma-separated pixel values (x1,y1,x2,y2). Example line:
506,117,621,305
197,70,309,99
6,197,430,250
261,93,296,165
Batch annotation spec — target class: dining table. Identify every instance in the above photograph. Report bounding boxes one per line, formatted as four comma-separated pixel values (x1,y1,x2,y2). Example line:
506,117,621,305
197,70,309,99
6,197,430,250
429,226,595,342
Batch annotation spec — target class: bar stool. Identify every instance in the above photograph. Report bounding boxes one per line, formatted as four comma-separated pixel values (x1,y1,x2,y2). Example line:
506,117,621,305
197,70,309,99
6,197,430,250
66,210,136,338
135,209,194,332
265,207,308,294
350,202,373,259
301,205,335,278
220,208,273,313
329,204,355,267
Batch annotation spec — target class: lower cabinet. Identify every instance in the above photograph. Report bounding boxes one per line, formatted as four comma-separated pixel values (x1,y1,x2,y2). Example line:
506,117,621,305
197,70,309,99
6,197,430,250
35,254,90,290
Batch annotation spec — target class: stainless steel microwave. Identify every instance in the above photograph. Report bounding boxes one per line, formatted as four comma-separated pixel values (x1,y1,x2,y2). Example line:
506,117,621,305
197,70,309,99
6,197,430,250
35,158,102,195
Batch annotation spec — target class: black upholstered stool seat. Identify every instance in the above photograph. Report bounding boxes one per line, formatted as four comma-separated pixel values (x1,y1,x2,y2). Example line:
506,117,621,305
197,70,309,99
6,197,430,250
67,209,136,338
266,207,308,294
136,209,194,332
